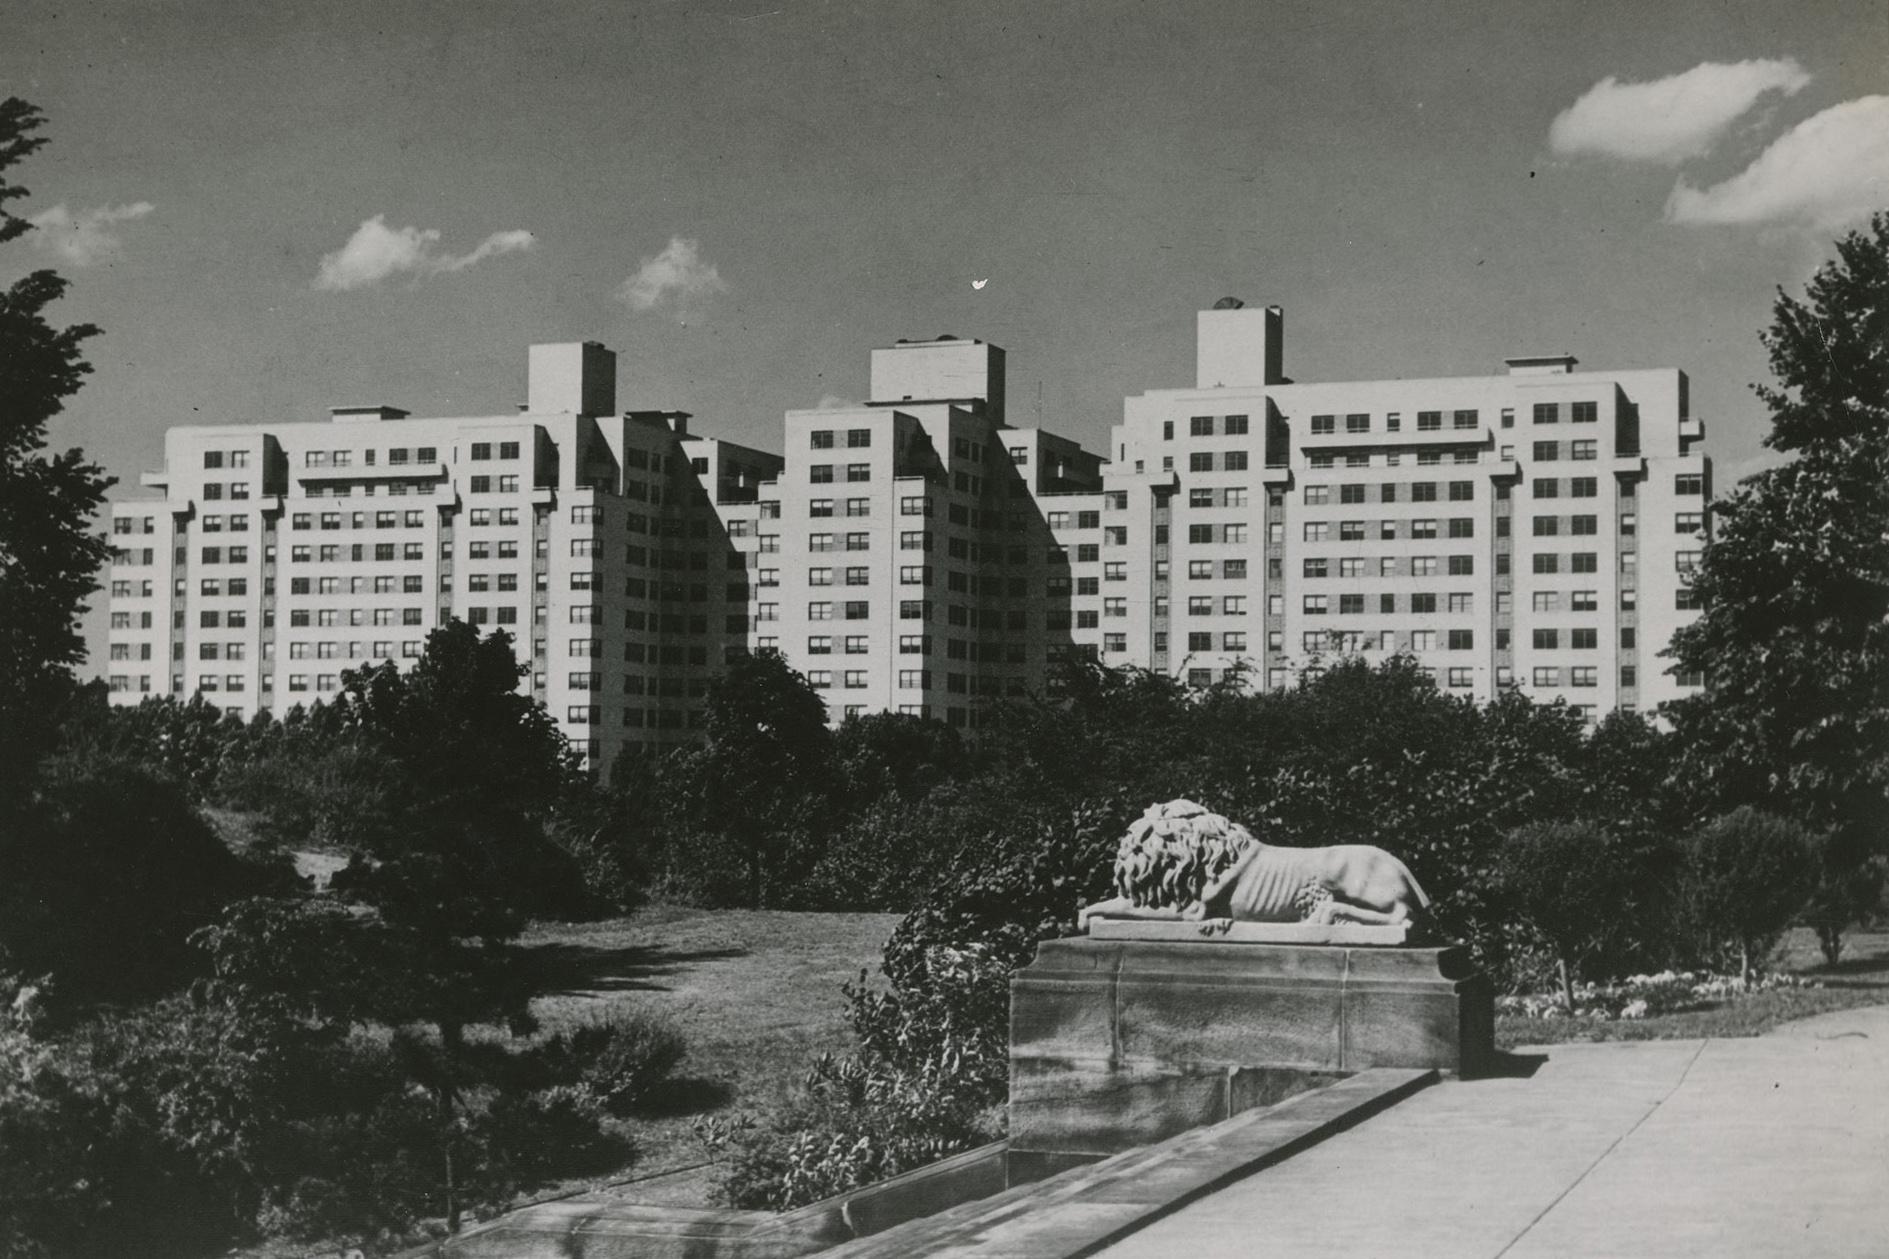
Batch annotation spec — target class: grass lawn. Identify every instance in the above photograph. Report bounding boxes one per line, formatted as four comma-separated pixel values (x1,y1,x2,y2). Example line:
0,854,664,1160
506,906,903,1209
1496,925,1889,1049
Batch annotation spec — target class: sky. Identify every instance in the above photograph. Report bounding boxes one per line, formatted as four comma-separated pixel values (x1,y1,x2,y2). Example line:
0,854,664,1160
4,0,1886,675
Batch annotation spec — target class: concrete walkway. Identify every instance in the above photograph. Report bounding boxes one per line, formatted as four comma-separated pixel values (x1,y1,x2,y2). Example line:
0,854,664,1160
1098,1006,1889,1259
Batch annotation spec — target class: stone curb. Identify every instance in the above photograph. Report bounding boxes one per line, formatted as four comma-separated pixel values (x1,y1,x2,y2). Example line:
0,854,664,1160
817,1066,1437,1259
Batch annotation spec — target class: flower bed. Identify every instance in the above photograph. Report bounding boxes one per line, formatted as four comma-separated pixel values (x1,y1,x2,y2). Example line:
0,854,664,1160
1498,970,1818,1022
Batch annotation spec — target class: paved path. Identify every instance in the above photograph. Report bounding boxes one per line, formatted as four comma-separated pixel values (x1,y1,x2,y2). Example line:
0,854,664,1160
1099,1007,1889,1259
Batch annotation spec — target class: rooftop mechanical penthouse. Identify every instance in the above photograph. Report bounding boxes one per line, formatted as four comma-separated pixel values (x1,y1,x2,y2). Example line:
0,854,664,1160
105,305,1710,775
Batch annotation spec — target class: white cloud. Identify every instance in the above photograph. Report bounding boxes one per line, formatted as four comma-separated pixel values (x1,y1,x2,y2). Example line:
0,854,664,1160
814,394,862,410
616,236,727,318
1549,59,1810,164
314,215,534,291
27,201,155,266
1666,96,1889,229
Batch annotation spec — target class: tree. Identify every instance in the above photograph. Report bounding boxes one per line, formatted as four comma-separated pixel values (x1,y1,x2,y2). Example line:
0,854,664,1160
0,755,287,1004
219,621,583,1232
1680,808,1815,984
0,98,113,797
664,650,835,906
1665,213,1889,962
1494,821,1644,1012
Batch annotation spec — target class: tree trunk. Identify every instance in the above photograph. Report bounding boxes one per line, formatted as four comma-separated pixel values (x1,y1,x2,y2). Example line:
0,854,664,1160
440,1022,463,1234
1816,922,1844,967
1740,941,1751,990
745,826,765,909
1558,954,1575,1015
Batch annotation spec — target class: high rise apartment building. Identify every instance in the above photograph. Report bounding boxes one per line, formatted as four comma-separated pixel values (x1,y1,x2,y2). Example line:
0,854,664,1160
104,343,782,770
1081,303,1712,718
105,305,1710,774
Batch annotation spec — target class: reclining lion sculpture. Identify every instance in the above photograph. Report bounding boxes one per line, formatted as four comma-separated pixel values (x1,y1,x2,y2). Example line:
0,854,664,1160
1077,799,1430,933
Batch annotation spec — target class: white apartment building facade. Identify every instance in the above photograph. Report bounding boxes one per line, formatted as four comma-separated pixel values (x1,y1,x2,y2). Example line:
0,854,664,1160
104,342,782,770
106,308,1711,774
1082,302,1712,720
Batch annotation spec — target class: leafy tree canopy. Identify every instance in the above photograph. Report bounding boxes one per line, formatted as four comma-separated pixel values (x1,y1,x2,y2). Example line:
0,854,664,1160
0,97,113,792
1665,213,1889,935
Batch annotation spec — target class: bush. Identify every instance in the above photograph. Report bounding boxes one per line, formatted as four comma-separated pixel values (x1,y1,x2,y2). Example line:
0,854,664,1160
523,1012,688,1118
1492,821,1657,1010
0,757,293,1005
0,993,656,1255
715,943,1013,1210
715,802,1122,1210
1680,807,1816,980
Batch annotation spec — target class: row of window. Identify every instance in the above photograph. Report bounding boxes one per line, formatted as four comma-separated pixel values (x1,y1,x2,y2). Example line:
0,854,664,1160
810,568,873,586
1167,415,1254,438
292,510,428,531
808,428,872,449
1301,519,1476,541
303,481,441,499
303,445,448,467
1307,481,1476,505
808,498,875,517
1301,555,1479,581
290,543,426,561
286,575,429,595
1184,451,1253,473
809,463,874,483
1529,516,1603,536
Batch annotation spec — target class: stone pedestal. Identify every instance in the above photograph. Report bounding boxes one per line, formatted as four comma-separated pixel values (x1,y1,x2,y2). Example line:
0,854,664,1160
1008,938,1492,1158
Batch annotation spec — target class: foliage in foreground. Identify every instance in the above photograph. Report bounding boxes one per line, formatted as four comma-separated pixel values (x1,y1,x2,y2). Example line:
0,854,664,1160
0,976,680,1257
0,96,113,800
1665,210,1889,963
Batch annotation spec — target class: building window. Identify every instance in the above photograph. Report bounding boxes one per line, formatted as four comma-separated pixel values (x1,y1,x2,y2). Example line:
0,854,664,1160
1675,473,1704,496
1417,411,1442,432
1303,595,1328,615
